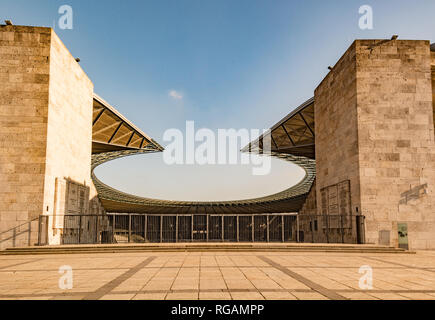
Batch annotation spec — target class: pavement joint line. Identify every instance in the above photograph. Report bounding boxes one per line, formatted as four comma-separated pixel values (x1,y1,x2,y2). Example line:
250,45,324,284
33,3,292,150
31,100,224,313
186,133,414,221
0,253,397,260
335,289,435,293
364,256,435,273
237,264,281,299
216,261,230,294
258,255,348,300
198,256,202,293
0,258,45,270
80,256,156,300
131,265,162,300
2,252,435,300
3,288,435,299
232,257,265,298
166,256,187,299
0,265,422,273
0,289,328,299
292,269,357,292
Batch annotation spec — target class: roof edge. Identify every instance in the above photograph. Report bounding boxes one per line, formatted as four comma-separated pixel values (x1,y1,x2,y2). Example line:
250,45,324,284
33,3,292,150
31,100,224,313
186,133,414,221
93,93,164,151
241,97,314,153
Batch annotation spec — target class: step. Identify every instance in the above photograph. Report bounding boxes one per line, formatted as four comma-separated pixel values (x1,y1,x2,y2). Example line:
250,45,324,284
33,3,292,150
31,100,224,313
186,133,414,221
0,243,411,255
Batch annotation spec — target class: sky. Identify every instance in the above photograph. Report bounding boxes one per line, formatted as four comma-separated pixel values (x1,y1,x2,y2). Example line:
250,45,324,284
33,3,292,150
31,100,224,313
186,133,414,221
2,0,435,201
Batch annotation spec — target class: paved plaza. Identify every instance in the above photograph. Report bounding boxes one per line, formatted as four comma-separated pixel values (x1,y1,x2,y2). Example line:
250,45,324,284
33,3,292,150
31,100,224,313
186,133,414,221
0,250,435,300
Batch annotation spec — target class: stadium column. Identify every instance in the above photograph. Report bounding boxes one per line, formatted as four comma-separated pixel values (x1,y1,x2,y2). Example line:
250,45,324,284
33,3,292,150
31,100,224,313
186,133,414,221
221,215,224,241
128,214,131,243
112,215,116,243
206,215,209,242
160,215,163,243
296,215,300,243
267,215,270,242
175,215,178,242
251,215,254,242
281,216,284,242
144,214,147,242
236,216,239,242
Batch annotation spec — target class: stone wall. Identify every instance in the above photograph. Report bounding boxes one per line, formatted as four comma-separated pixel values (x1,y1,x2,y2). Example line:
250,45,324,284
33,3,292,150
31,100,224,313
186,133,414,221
0,26,51,249
0,25,100,248
315,39,435,250
432,51,435,130
299,180,317,215
356,40,435,250
314,41,361,217
43,30,95,245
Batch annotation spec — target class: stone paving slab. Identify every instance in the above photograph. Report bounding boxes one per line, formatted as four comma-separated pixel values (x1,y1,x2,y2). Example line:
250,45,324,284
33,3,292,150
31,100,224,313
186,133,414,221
0,250,434,300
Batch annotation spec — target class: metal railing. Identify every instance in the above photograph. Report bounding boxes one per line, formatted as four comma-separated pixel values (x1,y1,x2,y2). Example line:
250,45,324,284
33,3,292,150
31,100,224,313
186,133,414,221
107,214,299,243
36,213,365,245
297,214,365,244
0,217,39,249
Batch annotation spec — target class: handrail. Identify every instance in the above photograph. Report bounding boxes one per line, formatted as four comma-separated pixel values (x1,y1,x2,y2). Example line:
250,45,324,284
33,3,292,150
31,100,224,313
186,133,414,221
0,217,38,236
0,217,38,245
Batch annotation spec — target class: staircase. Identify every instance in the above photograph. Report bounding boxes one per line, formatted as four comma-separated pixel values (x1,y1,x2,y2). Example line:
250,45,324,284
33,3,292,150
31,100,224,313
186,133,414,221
0,242,412,255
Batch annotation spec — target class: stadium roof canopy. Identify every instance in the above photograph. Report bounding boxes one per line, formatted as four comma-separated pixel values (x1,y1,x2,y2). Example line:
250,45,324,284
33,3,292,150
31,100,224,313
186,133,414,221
92,94,163,154
241,97,315,159
91,96,316,214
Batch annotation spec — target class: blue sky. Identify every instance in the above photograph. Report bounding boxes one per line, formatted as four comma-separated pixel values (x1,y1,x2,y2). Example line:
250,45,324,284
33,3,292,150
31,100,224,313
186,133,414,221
2,0,435,200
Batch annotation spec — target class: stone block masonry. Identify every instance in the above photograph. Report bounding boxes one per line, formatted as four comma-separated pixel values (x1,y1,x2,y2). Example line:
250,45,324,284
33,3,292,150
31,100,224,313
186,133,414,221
314,41,361,245
315,39,435,250
2,25,434,250
0,25,96,248
0,26,52,249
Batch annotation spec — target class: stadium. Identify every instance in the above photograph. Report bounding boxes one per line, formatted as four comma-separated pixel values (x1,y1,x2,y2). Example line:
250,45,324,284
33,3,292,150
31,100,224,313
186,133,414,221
1,24,435,250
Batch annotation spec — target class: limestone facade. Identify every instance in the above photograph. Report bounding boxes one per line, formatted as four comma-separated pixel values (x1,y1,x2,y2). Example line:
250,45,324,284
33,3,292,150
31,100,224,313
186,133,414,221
432,51,435,127
0,26,51,249
299,180,317,215
0,25,99,248
314,39,435,250
43,30,97,245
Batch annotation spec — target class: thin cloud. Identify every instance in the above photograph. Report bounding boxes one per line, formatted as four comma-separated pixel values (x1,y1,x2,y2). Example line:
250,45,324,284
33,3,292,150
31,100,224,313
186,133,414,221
169,90,183,100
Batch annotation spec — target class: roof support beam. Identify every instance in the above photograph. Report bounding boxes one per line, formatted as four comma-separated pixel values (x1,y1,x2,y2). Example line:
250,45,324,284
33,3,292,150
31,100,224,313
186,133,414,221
110,129,135,145
271,135,278,150
93,120,121,136
108,121,123,144
281,124,296,146
93,109,105,126
126,132,135,146
259,135,277,150
298,112,314,137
